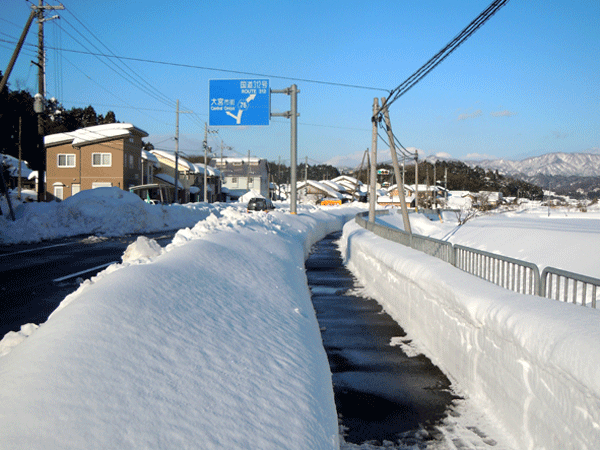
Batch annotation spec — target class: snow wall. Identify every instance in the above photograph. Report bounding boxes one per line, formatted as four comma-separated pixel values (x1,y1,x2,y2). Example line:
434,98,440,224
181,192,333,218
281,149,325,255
341,220,600,450
0,206,362,450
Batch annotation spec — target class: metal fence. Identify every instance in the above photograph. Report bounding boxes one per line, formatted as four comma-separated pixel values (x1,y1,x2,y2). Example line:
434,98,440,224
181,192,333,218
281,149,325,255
541,267,599,308
454,245,539,296
354,211,600,309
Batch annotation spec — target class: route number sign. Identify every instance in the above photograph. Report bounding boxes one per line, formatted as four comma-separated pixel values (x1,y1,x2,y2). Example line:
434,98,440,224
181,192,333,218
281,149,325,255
209,79,270,126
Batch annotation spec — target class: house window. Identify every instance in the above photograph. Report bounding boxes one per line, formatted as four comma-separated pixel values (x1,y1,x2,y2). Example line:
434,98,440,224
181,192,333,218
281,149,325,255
92,153,112,167
248,178,254,185
92,182,112,189
71,184,81,196
231,177,238,184
129,155,134,168
57,154,76,168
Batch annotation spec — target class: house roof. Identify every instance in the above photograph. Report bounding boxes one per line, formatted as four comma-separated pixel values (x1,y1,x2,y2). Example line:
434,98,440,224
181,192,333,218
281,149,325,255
191,163,221,177
150,150,198,173
141,150,161,168
297,180,343,199
320,180,347,193
44,123,149,147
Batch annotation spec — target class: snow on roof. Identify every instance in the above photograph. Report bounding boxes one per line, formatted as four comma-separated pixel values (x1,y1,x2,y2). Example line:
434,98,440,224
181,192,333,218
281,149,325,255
150,150,198,173
332,175,360,185
320,180,346,193
1,154,32,178
44,123,148,147
191,163,221,177
141,149,160,168
213,157,263,164
154,173,177,186
297,180,343,199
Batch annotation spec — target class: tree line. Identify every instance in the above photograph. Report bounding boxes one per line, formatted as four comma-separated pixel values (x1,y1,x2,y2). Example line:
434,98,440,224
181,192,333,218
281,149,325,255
0,72,118,171
359,160,544,200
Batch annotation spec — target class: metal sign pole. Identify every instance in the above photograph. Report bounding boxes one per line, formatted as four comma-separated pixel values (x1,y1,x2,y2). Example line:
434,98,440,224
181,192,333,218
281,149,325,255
271,85,299,214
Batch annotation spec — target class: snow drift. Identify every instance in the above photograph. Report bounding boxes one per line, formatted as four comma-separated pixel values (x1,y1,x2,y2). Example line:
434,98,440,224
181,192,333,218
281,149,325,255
0,206,362,449
341,220,600,450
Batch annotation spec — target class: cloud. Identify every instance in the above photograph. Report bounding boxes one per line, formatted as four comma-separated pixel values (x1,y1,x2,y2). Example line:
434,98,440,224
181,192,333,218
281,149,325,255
464,153,498,161
490,110,517,117
457,109,483,121
434,152,452,159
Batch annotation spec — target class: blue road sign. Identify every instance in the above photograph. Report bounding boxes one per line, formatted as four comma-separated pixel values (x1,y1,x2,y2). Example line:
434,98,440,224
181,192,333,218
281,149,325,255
209,79,270,126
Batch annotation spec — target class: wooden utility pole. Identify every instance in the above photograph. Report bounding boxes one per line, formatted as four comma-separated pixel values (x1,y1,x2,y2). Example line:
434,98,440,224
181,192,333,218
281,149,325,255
380,98,411,233
35,1,63,202
414,157,419,212
369,98,379,223
304,156,308,182
204,123,217,202
18,117,22,200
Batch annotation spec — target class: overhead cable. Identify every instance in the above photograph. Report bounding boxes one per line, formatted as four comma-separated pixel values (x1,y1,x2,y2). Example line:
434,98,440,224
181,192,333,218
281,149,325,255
380,0,509,113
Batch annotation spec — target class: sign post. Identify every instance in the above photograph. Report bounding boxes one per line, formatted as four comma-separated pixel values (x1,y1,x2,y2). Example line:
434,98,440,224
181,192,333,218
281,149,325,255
208,79,299,214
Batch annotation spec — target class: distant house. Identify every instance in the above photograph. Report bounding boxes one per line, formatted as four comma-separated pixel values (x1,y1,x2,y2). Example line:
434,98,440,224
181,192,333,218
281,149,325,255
211,157,269,200
190,162,222,203
297,180,343,204
44,123,148,201
331,175,366,201
150,150,198,203
141,150,161,185
0,154,36,192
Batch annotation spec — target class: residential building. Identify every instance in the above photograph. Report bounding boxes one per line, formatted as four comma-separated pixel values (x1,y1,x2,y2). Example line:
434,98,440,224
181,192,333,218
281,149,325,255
44,123,148,201
211,157,269,200
150,150,197,203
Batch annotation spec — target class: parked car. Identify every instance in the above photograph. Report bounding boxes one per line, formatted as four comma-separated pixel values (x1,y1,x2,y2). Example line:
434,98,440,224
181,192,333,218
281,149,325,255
247,197,275,212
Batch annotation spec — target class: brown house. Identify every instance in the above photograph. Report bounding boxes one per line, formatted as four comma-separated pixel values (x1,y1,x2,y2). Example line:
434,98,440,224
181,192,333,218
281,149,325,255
44,123,148,201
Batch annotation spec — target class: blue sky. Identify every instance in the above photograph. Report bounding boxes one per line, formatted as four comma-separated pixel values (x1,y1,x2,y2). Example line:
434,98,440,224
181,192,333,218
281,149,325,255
1,0,598,167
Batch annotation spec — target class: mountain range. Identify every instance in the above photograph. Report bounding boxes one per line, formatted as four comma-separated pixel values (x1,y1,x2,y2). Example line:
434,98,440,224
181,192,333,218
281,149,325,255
468,152,600,178
466,152,600,198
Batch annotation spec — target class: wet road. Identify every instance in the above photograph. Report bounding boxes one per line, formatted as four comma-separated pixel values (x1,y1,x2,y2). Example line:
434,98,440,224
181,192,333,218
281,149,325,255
0,231,175,337
306,233,458,447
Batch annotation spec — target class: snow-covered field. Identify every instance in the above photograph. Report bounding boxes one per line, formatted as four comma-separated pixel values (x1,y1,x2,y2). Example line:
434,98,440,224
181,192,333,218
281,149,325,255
1,190,599,449
377,203,600,279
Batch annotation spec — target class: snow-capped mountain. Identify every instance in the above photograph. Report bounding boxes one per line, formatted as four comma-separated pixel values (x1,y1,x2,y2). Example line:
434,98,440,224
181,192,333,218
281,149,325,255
470,152,600,178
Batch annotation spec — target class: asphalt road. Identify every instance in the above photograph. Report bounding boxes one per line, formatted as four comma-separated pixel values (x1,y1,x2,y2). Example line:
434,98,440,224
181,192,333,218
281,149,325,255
307,233,457,446
0,232,176,338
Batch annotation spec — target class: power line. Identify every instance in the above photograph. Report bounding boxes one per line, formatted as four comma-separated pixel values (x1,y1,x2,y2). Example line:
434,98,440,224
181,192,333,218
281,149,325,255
0,39,389,92
381,0,510,113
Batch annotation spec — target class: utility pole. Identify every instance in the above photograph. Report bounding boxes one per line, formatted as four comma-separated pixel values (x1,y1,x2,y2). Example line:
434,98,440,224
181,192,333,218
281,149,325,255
434,163,437,209
204,123,217,202
304,156,308,182
173,100,192,203
445,166,448,202
174,100,181,203
271,85,299,214
380,98,411,233
369,98,379,223
35,1,63,202
414,156,419,212
246,150,251,191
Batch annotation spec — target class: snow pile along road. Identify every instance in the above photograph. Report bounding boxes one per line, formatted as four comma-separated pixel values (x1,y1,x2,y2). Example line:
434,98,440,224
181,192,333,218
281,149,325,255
0,187,222,244
341,219,600,450
0,205,362,449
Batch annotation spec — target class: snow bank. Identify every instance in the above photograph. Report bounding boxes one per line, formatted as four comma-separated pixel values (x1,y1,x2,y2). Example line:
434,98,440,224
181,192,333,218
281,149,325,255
0,205,362,449
340,220,600,450
0,187,221,244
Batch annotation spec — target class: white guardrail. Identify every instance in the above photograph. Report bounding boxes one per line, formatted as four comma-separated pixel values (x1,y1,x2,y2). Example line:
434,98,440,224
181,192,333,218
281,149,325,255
355,211,600,309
